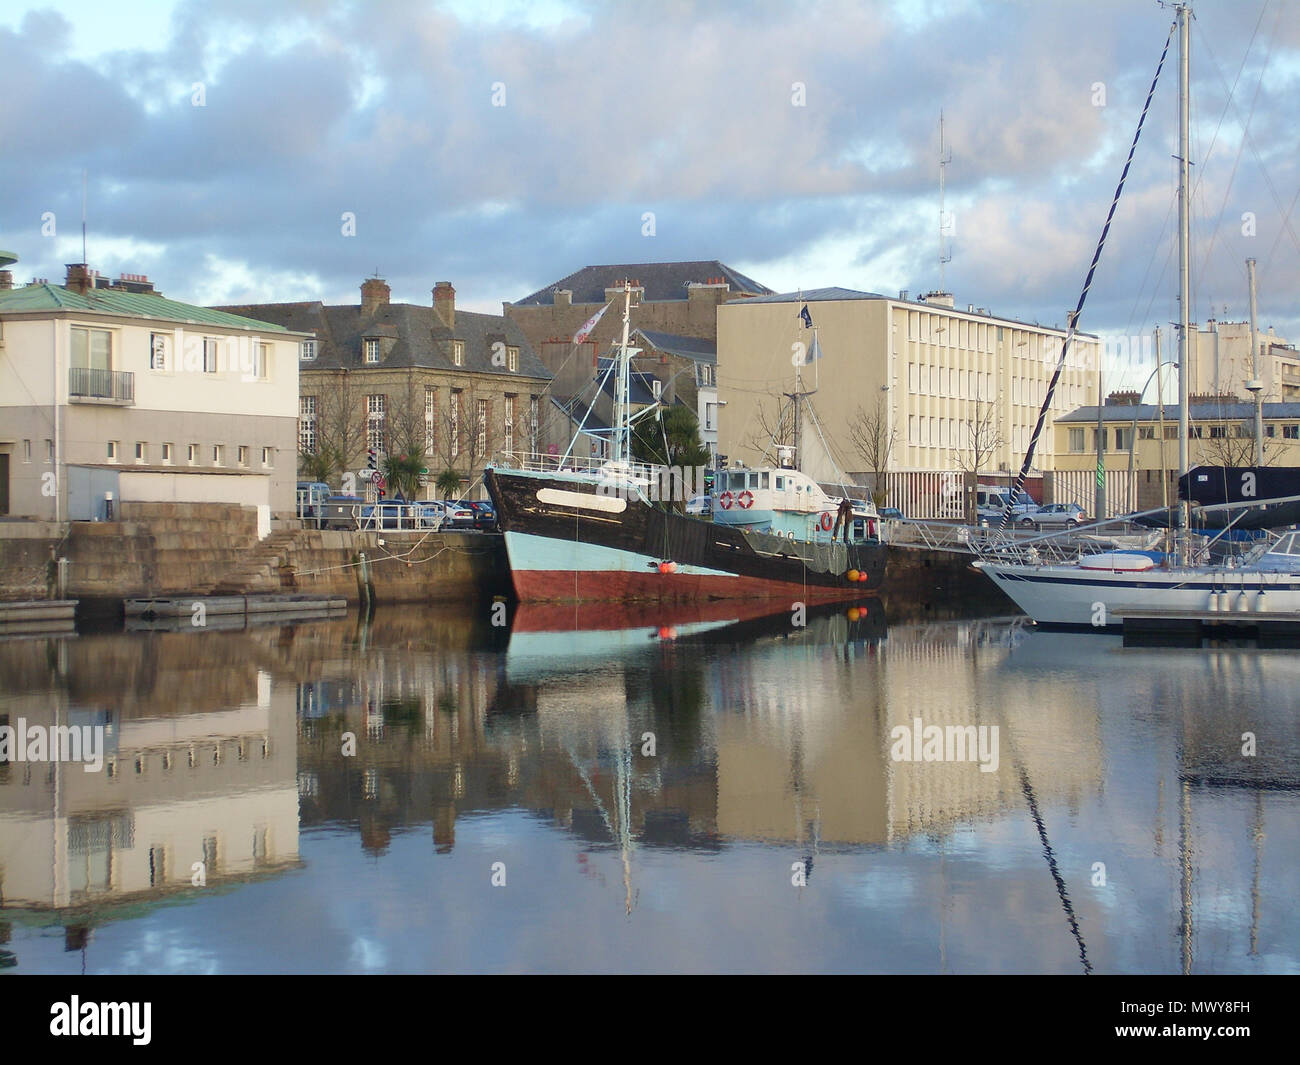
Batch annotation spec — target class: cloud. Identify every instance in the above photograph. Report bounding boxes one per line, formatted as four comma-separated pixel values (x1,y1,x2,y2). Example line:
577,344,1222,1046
0,0,1295,344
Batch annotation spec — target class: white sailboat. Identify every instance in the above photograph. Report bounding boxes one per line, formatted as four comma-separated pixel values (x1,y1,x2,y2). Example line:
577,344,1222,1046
974,4,1300,629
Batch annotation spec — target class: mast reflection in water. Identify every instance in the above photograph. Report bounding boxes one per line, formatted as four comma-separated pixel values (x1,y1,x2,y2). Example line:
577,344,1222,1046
0,601,1296,973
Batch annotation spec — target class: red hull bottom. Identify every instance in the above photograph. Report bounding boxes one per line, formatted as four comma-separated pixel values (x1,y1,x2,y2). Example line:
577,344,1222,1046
511,568,878,604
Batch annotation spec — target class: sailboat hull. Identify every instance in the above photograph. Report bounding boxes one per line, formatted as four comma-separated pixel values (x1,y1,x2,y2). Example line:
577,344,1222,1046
976,560,1300,629
487,467,885,603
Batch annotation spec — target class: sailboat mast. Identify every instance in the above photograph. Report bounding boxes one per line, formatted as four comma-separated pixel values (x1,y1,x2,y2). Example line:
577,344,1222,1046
1176,3,1191,526
612,282,633,464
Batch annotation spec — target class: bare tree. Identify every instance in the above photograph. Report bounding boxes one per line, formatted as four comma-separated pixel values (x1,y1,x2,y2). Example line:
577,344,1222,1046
847,397,897,504
744,397,795,463
951,399,1004,476
310,369,368,479
1198,421,1278,467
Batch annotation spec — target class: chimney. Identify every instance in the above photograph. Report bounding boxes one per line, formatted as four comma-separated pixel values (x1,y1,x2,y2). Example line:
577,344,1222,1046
361,277,390,316
0,271,12,290
553,289,572,307
434,281,455,328
65,263,93,295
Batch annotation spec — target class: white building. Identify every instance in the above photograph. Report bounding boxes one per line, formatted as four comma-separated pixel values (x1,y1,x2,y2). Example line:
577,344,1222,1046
0,264,307,522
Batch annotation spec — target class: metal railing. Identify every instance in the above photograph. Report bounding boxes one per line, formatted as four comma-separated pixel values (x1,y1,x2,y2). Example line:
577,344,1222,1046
69,366,135,402
298,503,444,532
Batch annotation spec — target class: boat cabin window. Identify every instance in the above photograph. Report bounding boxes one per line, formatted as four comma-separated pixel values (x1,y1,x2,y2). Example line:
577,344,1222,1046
748,473,759,489
775,476,785,491
760,472,769,489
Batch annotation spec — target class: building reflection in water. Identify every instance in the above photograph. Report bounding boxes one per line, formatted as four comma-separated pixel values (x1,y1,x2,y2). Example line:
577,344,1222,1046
0,630,302,967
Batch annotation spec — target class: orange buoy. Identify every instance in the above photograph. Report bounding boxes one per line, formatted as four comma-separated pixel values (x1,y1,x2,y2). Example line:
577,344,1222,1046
658,562,669,574
847,607,861,621
847,569,860,582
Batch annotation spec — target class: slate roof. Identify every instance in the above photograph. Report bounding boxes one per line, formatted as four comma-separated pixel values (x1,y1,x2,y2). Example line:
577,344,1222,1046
595,357,660,406
634,328,717,364
217,299,551,381
552,395,612,434
0,282,292,332
1060,403,1300,422
513,260,772,306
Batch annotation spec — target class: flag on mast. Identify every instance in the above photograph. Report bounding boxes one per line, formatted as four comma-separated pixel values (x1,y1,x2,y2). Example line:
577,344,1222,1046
573,302,611,344
800,304,813,328
804,331,825,363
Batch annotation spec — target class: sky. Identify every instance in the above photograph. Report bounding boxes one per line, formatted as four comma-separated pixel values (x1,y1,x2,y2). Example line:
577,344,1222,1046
1,0,1297,370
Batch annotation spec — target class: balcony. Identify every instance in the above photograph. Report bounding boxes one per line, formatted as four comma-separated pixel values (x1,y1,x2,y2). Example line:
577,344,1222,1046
69,366,135,405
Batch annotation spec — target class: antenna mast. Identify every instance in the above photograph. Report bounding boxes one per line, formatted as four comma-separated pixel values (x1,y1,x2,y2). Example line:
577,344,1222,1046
939,111,952,290
81,169,88,265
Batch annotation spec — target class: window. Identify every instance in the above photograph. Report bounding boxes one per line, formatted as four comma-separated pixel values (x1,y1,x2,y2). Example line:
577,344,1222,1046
162,443,173,463
107,441,118,462
425,387,437,454
1208,425,1227,439
300,339,317,361
188,443,199,464
1139,426,1156,440
1163,425,1178,440
450,390,462,459
529,395,540,453
364,338,380,364
238,446,249,467
775,476,785,490
1188,426,1203,439
212,445,224,466
71,327,112,370
299,396,317,453
45,439,53,462
503,394,515,457
252,342,270,379
507,346,519,372
453,341,464,367
366,394,386,451
1284,425,1300,440
135,442,146,463
203,338,219,373
1114,427,1132,450
696,363,715,387
476,398,488,457
1266,424,1276,437
261,447,273,467
22,439,31,462
705,402,717,430
150,332,168,371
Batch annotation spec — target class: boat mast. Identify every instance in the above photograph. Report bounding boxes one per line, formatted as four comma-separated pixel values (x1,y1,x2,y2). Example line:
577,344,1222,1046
611,281,633,464
1176,2,1191,557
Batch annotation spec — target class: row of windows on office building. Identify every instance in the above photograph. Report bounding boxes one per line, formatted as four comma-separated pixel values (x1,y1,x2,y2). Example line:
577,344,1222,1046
907,363,1087,408
298,338,518,371
298,390,542,457
15,439,275,466
71,325,272,377
1069,423,1300,451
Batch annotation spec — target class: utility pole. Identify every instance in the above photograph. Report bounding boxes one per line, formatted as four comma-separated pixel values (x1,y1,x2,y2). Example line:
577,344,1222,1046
938,110,952,292
1246,257,1264,466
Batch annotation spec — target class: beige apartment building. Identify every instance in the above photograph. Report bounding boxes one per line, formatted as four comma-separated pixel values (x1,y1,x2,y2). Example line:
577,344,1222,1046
1187,320,1297,401
716,288,1101,489
0,264,305,522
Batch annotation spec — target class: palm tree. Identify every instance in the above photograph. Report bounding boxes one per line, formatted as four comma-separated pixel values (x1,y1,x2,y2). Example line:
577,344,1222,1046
382,451,426,500
435,469,463,501
299,444,342,485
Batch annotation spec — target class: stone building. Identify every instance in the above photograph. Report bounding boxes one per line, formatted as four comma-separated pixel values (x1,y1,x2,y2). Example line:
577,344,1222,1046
223,278,552,497
505,261,767,449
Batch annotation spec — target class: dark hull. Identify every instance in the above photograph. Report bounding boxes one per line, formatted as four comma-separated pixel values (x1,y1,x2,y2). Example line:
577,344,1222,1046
485,466,886,603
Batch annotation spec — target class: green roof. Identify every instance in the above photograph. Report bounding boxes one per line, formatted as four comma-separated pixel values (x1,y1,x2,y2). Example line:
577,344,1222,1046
0,282,291,332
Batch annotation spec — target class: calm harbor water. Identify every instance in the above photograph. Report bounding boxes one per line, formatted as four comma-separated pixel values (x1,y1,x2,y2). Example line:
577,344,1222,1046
1,599,1297,975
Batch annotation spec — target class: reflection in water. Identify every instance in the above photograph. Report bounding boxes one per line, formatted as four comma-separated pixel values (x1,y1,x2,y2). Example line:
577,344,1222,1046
0,600,1296,974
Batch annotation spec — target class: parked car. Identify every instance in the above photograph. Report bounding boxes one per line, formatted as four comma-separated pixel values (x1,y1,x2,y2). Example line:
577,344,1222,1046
1019,502,1088,528
360,501,429,530
456,500,498,530
879,507,905,520
432,500,476,529
686,495,712,516
296,481,332,520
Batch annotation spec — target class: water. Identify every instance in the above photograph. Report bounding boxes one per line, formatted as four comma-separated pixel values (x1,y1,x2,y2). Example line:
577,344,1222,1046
1,601,1297,974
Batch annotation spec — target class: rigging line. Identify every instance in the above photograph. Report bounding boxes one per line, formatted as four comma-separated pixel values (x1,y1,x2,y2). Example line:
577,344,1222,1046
1001,20,1175,530
1191,8,1275,280
1197,7,1299,258
1262,181,1300,275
